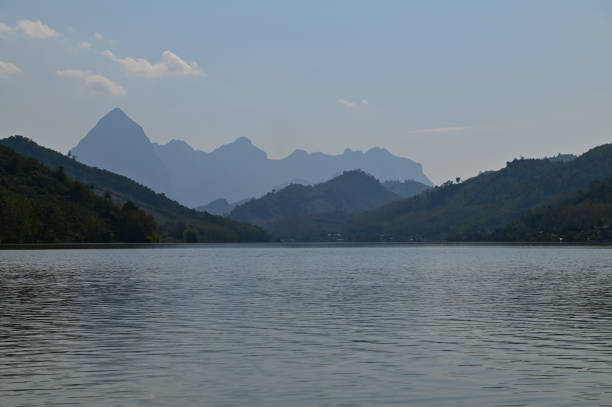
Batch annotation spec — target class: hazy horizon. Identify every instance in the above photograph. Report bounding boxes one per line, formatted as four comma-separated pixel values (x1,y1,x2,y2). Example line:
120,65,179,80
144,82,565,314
2,1,612,183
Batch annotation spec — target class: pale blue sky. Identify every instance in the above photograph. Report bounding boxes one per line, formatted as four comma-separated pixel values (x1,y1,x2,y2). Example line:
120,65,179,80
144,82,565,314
1,0,611,183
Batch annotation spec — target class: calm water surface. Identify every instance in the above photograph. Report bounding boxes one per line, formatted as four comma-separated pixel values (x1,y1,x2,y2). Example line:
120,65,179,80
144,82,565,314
1,245,611,406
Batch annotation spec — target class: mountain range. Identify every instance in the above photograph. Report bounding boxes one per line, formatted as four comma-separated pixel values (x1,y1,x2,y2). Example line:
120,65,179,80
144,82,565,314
225,140,612,242
70,108,432,207
4,127,612,243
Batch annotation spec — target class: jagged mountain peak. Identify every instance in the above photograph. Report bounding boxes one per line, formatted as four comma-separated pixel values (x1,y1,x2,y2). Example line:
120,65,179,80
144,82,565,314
106,106,128,117
166,139,194,152
234,136,253,145
70,108,171,194
94,107,142,131
76,107,147,146
212,136,267,159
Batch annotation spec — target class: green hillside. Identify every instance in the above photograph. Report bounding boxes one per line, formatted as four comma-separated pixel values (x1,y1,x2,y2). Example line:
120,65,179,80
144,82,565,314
0,136,268,243
491,178,612,242
344,143,612,241
0,144,157,243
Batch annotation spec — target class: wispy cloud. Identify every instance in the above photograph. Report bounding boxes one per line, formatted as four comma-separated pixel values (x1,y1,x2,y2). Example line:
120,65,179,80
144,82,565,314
0,19,60,39
0,22,12,35
0,61,22,76
102,49,205,78
406,126,468,135
77,41,92,50
337,98,368,109
17,19,59,38
93,32,104,40
56,69,126,95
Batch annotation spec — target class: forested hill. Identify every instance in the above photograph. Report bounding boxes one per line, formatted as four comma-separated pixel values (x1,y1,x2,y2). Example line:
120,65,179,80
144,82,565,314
229,170,401,228
0,144,157,243
0,136,268,243
491,178,612,242
345,143,612,241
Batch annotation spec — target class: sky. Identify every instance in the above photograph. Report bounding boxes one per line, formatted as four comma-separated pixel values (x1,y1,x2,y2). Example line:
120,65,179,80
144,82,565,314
1,0,611,184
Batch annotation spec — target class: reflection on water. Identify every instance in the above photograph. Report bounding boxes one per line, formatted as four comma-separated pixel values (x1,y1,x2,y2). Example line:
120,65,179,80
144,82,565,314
1,246,611,406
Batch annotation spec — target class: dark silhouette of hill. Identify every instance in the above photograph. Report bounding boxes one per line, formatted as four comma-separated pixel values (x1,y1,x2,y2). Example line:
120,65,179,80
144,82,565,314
344,143,612,241
382,179,431,198
70,108,172,194
229,170,401,229
196,179,428,217
0,144,157,243
0,136,268,243
491,178,612,242
68,108,432,207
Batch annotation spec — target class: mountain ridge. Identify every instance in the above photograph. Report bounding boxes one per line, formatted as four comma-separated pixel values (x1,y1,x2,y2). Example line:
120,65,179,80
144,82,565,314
71,108,432,207
154,135,432,206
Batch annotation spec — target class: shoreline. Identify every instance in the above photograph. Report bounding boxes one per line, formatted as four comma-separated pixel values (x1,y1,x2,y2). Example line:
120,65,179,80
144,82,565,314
1,241,611,250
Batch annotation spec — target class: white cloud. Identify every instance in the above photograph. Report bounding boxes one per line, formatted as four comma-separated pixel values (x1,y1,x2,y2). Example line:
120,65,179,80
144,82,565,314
0,61,22,76
337,98,357,108
0,22,12,34
56,69,126,95
16,19,59,38
94,32,104,40
406,127,468,135
0,19,59,39
102,49,205,78
78,41,92,50
337,98,368,109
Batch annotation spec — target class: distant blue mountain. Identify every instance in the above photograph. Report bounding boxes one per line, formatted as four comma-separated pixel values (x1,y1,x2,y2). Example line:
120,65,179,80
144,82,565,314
195,198,236,216
70,108,172,195
71,108,433,207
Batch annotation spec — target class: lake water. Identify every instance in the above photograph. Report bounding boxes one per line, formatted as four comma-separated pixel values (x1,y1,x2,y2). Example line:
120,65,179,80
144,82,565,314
1,245,612,406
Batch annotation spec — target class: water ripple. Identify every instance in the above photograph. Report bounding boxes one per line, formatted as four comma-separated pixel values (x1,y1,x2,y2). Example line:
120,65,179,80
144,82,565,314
1,246,611,406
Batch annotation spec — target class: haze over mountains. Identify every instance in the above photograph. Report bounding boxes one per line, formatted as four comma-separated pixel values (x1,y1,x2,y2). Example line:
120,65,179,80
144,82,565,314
4,121,612,243
70,108,432,208
215,139,612,242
